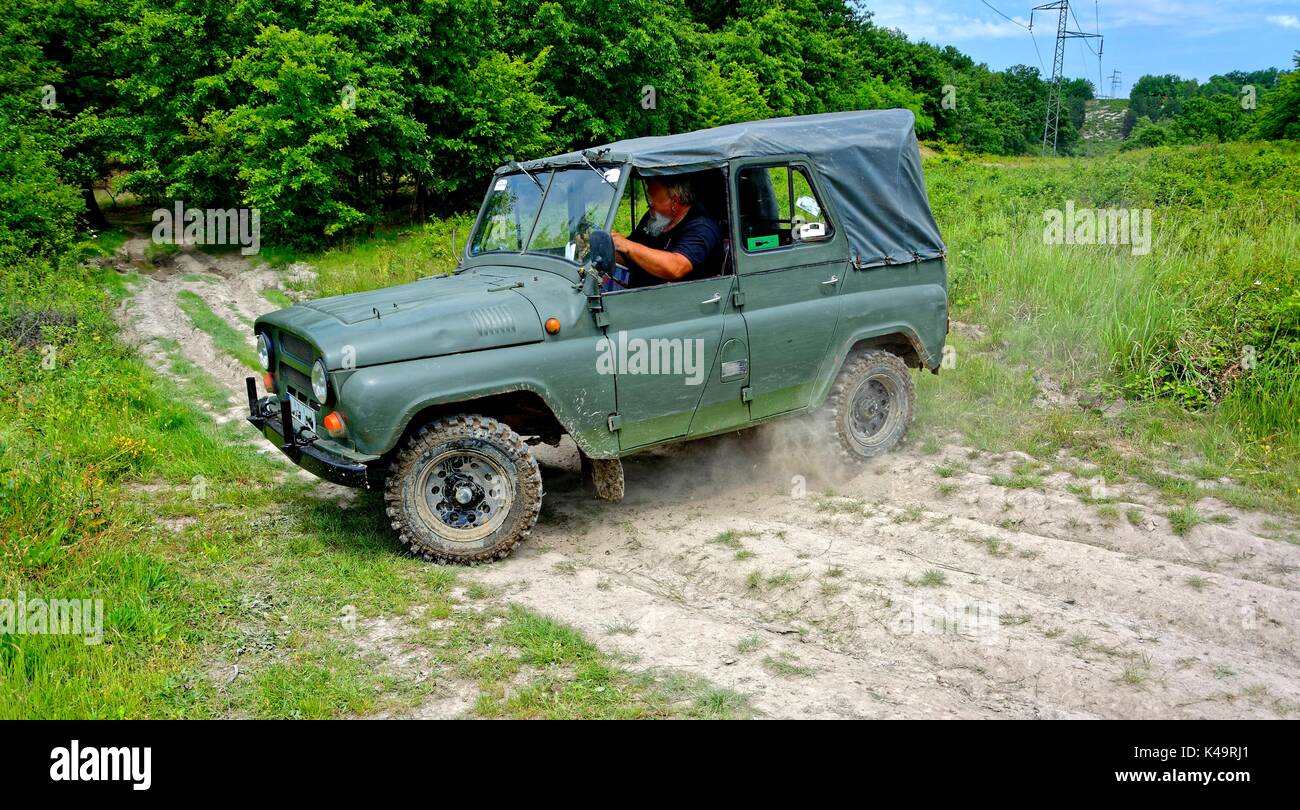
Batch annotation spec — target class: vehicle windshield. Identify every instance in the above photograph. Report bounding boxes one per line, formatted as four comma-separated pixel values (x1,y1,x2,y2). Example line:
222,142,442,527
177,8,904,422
468,166,621,264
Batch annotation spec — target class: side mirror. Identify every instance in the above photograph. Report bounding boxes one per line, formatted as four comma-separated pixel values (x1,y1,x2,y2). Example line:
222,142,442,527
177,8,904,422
589,229,615,275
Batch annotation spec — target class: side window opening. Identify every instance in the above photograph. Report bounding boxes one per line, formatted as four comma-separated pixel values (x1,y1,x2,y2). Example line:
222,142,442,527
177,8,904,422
606,168,733,292
736,164,831,252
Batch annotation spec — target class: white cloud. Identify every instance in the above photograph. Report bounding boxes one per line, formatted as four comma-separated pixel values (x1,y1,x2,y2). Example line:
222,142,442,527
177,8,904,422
863,2,1029,41
860,1,1300,41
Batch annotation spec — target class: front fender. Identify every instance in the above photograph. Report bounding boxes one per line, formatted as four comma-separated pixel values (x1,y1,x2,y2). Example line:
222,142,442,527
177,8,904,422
337,338,619,459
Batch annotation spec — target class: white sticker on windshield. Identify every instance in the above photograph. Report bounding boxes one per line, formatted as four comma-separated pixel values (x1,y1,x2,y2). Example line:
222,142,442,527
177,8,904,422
565,242,576,261
603,168,621,184
494,178,507,191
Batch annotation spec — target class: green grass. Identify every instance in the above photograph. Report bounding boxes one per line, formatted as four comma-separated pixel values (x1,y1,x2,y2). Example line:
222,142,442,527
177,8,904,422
990,471,1042,490
908,570,947,588
970,536,1011,558
1,259,746,720
917,141,1299,516
1167,505,1206,537
143,240,180,264
473,607,753,719
175,290,260,371
708,529,757,549
82,227,130,257
155,337,233,410
761,652,811,678
261,289,294,309
267,216,476,298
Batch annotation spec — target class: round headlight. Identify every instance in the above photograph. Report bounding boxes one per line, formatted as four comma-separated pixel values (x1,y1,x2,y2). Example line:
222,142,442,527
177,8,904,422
311,360,329,402
257,334,272,371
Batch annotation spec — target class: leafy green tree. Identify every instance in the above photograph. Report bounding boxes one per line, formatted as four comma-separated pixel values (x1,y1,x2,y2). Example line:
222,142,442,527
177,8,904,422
1122,116,1170,150
1255,52,1300,140
0,0,83,259
1170,94,1253,143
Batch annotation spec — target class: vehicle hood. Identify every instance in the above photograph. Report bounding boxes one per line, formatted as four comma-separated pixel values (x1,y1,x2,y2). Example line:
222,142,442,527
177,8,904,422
256,268,551,370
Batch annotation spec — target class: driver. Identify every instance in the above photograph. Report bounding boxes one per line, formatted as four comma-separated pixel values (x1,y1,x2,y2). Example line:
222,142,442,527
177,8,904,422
610,177,723,288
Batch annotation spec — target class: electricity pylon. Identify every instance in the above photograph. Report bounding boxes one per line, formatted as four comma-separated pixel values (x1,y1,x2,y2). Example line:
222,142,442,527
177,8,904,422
1031,1,1103,155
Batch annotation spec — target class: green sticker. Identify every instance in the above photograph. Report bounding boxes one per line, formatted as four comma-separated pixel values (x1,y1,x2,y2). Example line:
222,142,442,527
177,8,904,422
747,234,779,251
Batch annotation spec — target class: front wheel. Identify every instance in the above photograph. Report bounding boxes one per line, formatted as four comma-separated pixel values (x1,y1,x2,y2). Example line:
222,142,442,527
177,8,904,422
384,414,542,564
824,349,916,461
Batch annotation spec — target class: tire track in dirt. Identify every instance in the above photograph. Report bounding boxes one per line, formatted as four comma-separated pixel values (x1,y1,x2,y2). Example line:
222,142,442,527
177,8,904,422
112,232,305,425
475,435,1300,719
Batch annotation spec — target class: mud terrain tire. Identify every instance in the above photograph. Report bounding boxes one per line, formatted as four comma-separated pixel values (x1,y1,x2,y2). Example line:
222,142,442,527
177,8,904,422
825,349,916,461
385,414,542,564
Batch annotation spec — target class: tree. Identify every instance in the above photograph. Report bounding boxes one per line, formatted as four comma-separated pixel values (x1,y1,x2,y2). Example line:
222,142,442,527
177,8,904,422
1255,52,1300,140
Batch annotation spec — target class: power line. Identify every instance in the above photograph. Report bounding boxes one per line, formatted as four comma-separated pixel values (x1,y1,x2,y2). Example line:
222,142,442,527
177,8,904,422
1029,27,1048,74
977,0,1048,73
980,0,1031,29
1069,3,1099,56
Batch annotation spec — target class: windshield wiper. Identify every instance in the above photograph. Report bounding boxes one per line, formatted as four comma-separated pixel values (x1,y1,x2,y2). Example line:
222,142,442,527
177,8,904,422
507,160,544,191
578,153,616,188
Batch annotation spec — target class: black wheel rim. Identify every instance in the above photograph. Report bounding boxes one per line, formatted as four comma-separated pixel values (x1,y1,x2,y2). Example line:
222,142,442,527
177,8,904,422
847,374,900,448
414,449,512,542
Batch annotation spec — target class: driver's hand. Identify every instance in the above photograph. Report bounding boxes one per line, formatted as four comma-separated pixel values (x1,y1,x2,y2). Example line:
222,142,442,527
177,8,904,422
610,231,630,253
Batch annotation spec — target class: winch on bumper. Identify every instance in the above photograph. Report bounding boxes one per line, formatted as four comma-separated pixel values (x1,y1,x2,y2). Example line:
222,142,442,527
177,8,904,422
245,377,380,489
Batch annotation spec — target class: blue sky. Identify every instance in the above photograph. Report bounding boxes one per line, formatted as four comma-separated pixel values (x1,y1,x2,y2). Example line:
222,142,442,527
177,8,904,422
856,1,1300,95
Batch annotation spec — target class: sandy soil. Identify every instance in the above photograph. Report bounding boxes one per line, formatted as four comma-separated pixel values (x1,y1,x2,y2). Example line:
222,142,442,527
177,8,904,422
111,242,1300,719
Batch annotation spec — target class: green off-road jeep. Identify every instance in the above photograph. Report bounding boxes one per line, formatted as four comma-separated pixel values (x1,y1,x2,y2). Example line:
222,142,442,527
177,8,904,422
248,109,948,563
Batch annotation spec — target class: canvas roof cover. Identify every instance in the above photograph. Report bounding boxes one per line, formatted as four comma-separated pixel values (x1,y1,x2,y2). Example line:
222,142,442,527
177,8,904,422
506,109,946,267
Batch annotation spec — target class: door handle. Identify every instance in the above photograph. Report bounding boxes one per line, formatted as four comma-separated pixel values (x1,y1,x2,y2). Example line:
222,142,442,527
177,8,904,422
701,293,722,305
821,275,839,286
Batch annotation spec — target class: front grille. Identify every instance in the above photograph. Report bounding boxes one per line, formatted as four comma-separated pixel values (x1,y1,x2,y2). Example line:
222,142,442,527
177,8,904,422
279,331,315,363
280,363,314,403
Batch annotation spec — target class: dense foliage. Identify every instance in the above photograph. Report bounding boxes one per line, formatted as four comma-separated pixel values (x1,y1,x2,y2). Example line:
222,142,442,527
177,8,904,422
2,0,1107,246
1123,54,1300,149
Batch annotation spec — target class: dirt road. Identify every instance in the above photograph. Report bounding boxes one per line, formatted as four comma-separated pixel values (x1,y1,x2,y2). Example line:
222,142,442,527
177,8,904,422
114,244,1300,719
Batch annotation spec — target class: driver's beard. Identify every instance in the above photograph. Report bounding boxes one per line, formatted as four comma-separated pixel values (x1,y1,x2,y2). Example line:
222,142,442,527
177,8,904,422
642,209,673,237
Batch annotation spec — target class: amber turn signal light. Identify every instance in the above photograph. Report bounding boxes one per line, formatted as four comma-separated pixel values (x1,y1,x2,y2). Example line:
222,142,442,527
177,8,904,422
323,411,345,434
262,372,274,391
545,318,561,335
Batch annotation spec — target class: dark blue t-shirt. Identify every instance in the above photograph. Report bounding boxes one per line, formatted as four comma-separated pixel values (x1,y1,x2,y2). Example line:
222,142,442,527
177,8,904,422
627,206,723,287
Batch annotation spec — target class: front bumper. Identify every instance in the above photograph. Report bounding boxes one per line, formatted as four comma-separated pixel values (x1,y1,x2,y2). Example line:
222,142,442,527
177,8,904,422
245,378,379,489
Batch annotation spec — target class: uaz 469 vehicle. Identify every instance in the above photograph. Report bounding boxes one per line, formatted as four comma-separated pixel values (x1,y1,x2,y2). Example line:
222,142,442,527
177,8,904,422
247,109,949,564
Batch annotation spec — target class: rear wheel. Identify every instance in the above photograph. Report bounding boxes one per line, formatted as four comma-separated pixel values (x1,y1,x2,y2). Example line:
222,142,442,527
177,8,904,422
384,414,542,564
824,349,916,461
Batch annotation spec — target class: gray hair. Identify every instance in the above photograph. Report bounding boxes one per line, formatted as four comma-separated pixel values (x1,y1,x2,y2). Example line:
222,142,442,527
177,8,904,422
651,177,694,206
